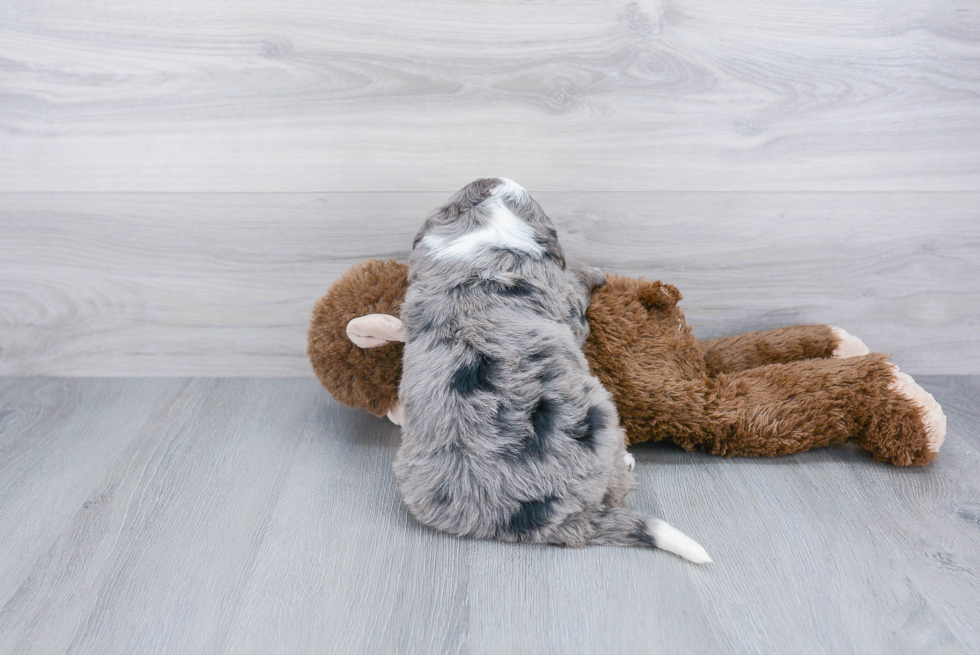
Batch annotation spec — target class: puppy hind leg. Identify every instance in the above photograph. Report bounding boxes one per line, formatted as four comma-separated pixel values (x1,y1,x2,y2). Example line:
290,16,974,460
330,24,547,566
601,444,634,507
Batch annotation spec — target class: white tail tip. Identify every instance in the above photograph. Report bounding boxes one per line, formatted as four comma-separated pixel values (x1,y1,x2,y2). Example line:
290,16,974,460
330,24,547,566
652,520,712,564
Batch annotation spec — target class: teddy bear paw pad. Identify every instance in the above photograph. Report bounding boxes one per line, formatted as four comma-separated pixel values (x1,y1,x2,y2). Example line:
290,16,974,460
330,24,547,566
831,327,871,359
888,365,947,454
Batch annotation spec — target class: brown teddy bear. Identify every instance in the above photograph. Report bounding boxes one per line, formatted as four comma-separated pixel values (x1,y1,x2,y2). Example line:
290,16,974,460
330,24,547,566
309,258,946,467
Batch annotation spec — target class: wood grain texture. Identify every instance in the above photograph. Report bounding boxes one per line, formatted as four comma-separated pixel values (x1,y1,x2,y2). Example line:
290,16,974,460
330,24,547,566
0,378,181,609
1,377,978,654
1,0,979,192
1,192,977,376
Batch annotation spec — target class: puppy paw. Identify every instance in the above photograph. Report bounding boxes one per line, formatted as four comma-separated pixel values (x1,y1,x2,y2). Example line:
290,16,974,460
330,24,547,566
888,365,947,455
623,452,636,472
831,327,870,359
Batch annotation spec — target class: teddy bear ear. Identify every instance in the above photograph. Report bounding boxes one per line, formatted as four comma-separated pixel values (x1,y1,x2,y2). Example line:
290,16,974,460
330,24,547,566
637,281,682,310
346,314,407,348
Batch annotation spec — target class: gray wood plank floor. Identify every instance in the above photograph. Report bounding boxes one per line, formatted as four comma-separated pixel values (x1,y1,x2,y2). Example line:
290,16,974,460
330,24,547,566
1,376,978,655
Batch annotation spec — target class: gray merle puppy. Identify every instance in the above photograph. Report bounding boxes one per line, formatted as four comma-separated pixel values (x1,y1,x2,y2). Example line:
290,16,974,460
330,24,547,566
395,177,710,563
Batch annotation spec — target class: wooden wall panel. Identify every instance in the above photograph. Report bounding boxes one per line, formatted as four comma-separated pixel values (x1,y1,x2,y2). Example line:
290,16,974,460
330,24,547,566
2,192,976,375
1,0,977,374
1,0,978,192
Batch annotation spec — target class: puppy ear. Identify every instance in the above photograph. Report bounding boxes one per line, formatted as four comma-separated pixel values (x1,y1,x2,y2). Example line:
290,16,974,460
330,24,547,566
346,314,407,348
570,266,607,293
536,227,566,269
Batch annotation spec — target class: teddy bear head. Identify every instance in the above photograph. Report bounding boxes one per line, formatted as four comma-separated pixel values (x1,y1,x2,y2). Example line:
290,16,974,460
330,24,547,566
307,259,409,422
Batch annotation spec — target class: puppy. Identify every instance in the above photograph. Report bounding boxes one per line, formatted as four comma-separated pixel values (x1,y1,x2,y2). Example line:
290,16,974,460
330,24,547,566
395,178,710,562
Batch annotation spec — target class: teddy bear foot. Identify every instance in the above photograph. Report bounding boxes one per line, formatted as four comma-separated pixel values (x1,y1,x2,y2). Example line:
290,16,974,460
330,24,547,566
387,401,405,426
831,327,871,359
888,364,947,455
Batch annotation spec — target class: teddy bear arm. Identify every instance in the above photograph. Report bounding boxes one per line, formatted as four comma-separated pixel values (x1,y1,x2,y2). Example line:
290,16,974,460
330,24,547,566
698,325,840,375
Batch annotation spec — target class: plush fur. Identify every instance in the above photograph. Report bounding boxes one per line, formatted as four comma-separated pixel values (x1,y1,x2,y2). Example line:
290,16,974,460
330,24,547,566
309,259,409,417
309,215,945,469
582,278,944,465
391,178,709,561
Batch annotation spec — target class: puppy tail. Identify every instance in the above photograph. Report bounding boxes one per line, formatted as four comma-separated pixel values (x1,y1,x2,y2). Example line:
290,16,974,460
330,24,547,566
588,507,712,564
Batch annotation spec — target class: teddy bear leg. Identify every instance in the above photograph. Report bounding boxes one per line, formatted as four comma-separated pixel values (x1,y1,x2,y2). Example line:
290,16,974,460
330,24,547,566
830,327,871,359
699,325,869,376
691,353,944,465
856,364,946,466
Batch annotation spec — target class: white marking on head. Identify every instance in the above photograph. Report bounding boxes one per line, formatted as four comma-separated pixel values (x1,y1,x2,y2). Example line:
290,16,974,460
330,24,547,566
492,177,528,202
422,197,543,260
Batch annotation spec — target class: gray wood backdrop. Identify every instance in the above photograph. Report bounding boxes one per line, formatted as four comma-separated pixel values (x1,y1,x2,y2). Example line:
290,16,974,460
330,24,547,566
2,0,978,375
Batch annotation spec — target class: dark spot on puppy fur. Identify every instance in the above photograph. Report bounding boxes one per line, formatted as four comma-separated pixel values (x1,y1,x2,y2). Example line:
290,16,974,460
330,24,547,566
587,405,608,431
531,398,558,447
458,277,539,298
510,496,557,534
433,480,452,506
451,352,495,395
496,403,548,461
528,347,561,383
569,405,606,451
528,346,553,363
568,422,595,450
501,399,552,460
492,403,509,431
406,315,437,340
536,366,561,384
490,278,537,297
632,519,656,547
453,276,538,299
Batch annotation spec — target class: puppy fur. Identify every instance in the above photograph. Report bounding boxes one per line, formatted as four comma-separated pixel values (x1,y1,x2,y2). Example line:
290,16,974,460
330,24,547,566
395,178,709,561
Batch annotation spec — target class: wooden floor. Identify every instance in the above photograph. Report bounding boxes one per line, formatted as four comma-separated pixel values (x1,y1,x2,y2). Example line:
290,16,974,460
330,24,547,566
1,376,978,655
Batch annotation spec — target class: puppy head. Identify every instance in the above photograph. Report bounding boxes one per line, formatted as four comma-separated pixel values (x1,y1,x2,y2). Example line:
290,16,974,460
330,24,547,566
411,177,564,269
